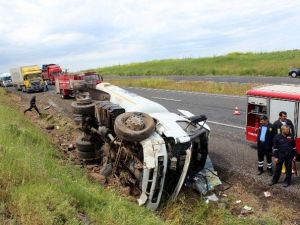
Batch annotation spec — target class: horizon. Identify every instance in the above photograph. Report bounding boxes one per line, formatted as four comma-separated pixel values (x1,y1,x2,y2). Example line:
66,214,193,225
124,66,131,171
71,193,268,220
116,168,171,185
1,0,300,72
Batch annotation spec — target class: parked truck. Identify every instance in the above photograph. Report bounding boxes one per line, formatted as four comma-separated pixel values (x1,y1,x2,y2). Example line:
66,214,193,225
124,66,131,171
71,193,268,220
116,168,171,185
56,71,103,99
0,73,12,87
55,73,82,98
10,65,44,92
246,84,300,156
42,64,62,85
79,71,103,88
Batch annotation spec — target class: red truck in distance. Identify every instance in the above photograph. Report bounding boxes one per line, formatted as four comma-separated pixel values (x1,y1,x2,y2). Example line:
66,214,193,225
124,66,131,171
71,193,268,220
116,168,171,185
55,71,103,99
42,64,63,85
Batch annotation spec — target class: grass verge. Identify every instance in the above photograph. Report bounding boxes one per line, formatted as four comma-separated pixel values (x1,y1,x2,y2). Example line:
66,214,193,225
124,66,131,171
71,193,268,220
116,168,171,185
95,50,300,76
107,78,258,96
0,88,163,225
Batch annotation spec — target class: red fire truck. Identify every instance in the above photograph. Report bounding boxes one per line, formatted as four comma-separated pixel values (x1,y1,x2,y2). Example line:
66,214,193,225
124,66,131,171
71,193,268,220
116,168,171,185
55,73,82,99
42,64,63,85
55,71,103,99
246,84,300,155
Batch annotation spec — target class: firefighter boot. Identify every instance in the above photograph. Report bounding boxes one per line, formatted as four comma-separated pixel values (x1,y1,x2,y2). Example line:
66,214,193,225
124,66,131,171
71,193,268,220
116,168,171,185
257,167,264,175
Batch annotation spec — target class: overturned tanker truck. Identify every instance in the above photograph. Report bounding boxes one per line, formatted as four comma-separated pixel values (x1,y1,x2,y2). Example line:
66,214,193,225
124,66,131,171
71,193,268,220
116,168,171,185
72,83,211,210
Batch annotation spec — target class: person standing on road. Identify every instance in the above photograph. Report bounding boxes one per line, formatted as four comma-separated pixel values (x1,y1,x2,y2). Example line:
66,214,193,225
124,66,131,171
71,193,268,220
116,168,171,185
24,96,41,116
257,115,274,176
273,111,295,137
270,125,296,187
44,80,48,91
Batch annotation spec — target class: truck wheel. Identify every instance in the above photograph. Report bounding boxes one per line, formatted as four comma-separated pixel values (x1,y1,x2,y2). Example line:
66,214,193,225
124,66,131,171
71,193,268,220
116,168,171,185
76,150,96,160
72,101,95,115
76,135,94,152
76,97,92,105
114,112,155,142
291,72,297,78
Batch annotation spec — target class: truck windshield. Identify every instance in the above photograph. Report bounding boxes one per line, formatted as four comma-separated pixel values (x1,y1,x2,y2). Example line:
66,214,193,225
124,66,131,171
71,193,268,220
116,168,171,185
0,76,11,81
83,75,100,81
51,72,62,76
26,74,41,80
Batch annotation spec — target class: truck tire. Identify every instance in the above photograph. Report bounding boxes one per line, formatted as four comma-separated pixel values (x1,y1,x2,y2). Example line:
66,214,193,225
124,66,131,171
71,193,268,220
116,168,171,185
114,112,155,142
76,98,92,105
72,101,95,115
76,150,96,160
76,135,94,152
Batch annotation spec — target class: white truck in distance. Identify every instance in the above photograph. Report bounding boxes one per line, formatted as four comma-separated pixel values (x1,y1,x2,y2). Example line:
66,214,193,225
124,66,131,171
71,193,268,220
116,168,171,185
72,83,211,210
0,73,12,87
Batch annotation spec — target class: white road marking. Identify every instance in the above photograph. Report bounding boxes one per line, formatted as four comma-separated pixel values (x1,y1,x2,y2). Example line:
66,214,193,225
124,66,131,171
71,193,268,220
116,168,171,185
207,120,245,130
151,96,182,102
127,87,245,99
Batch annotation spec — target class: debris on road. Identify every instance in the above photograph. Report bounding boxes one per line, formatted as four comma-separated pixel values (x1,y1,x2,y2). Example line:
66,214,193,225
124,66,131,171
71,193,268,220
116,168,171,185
240,205,254,216
45,124,55,130
205,194,219,203
192,156,222,195
264,191,271,198
44,105,51,110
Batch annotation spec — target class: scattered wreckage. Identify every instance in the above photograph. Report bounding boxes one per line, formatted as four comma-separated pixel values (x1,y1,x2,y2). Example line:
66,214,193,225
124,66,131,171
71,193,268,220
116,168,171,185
72,83,220,210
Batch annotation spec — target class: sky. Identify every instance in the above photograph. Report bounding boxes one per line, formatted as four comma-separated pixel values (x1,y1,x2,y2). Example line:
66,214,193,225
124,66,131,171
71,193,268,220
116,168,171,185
0,0,300,72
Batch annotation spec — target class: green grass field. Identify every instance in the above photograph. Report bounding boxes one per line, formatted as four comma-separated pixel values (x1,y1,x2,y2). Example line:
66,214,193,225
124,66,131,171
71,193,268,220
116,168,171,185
0,89,287,225
95,50,300,76
107,78,258,96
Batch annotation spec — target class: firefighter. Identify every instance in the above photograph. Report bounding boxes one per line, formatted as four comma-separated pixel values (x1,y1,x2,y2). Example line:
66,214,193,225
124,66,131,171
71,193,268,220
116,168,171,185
24,96,41,116
257,115,274,176
269,125,296,187
273,111,295,174
273,111,295,137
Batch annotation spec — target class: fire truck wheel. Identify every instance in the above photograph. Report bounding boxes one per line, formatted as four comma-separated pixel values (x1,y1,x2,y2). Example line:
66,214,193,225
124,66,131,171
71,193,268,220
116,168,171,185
76,135,94,152
76,150,96,160
72,101,95,115
114,112,155,142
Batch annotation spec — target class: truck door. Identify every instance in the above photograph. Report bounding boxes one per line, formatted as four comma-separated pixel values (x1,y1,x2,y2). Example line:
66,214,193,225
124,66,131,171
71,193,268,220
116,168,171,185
269,99,296,126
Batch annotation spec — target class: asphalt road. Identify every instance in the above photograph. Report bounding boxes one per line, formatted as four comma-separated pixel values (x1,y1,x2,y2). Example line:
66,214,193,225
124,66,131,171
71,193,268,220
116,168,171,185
106,75,300,84
125,87,300,198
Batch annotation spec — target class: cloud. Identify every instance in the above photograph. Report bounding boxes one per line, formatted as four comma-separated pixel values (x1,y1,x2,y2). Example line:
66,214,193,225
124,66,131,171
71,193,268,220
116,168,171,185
0,0,300,71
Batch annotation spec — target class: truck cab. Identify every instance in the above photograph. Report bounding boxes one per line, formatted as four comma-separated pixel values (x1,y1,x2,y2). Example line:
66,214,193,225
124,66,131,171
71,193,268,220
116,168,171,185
10,65,44,93
0,73,12,87
79,71,103,88
42,64,63,85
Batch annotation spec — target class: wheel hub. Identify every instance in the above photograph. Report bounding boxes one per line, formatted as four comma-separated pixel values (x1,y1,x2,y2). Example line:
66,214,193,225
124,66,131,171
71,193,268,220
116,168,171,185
125,115,145,131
